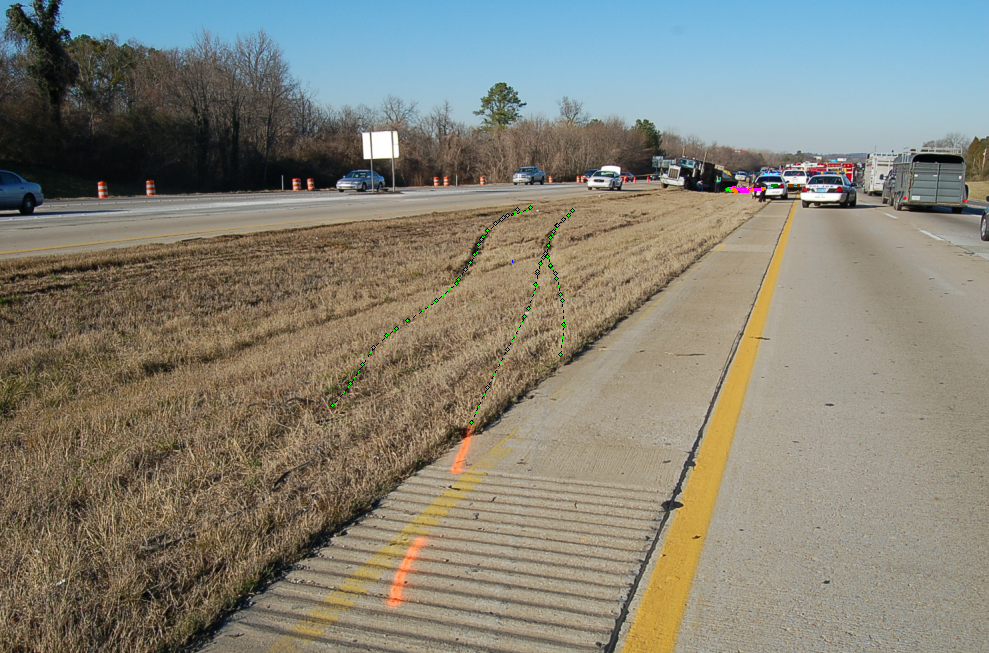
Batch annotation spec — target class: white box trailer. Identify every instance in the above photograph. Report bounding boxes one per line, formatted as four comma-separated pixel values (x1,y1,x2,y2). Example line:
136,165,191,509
864,153,896,196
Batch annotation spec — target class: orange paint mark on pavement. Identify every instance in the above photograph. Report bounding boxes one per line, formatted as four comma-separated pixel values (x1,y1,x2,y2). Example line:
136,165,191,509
451,426,472,475
387,537,428,607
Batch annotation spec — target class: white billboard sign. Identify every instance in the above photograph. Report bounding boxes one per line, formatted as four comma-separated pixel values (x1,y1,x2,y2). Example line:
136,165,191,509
362,130,400,160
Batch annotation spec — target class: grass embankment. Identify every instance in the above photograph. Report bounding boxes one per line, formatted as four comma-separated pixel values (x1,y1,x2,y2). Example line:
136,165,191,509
967,179,989,202
0,189,761,652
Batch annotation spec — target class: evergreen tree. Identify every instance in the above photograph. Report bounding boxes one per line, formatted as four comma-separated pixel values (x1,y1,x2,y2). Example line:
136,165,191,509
474,82,525,129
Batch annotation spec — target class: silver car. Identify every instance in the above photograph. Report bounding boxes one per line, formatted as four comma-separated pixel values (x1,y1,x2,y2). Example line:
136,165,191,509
586,166,623,191
336,170,385,192
0,170,44,214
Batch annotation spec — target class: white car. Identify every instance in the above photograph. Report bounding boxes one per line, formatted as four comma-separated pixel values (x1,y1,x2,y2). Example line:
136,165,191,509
800,174,857,208
782,169,809,192
753,174,788,199
586,165,623,191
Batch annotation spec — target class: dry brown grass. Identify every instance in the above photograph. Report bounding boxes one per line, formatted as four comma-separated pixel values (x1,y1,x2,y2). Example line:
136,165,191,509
966,179,989,202
0,189,760,652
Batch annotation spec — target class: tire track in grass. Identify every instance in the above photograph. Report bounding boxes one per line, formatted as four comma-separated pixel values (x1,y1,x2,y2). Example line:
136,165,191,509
327,205,572,436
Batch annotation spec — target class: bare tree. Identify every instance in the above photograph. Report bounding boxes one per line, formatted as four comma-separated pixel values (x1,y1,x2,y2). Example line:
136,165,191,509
922,132,969,151
556,95,587,126
237,29,294,187
380,94,417,131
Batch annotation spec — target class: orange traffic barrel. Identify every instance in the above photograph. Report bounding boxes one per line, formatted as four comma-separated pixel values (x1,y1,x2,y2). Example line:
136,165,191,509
292,178,301,191
97,181,108,199
307,178,315,191
548,175,554,184
145,180,156,196
433,177,439,187
443,176,450,187
480,176,486,186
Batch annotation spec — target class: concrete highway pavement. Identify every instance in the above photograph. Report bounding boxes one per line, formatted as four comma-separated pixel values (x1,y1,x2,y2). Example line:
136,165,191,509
667,197,989,651
0,182,635,259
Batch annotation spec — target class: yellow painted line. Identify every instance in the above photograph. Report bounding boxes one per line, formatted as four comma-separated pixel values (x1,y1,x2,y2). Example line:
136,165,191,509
266,429,517,653
620,200,796,653
713,243,726,252
634,297,663,323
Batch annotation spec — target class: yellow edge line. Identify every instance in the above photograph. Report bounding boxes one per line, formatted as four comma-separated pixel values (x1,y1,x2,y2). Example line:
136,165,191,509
620,201,796,653
266,429,517,653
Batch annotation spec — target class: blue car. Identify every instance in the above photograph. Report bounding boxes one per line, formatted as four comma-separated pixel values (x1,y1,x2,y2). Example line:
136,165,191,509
336,170,385,192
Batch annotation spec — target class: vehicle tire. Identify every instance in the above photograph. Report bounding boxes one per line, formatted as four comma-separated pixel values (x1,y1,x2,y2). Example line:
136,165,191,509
539,178,544,185
801,200,809,208
981,214,989,241
359,182,366,192
850,197,857,207
782,192,788,200
892,195,901,211
661,183,668,188
338,189,344,193
951,206,962,214
377,183,384,191
19,195,35,215
881,195,888,204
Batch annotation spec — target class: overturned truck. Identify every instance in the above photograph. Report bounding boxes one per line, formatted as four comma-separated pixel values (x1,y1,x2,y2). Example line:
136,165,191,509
661,158,736,192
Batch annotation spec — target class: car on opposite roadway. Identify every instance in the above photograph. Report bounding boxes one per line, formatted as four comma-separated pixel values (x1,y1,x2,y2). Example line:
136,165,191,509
621,171,636,183
583,168,600,181
336,170,385,192
981,196,989,241
800,174,857,208
782,169,809,193
586,166,623,191
753,174,788,200
0,170,44,215
512,166,547,185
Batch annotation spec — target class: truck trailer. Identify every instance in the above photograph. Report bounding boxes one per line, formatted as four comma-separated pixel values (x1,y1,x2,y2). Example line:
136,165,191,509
883,148,967,213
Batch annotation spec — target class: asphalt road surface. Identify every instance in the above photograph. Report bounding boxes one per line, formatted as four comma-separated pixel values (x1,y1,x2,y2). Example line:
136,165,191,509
198,195,987,652
0,182,647,259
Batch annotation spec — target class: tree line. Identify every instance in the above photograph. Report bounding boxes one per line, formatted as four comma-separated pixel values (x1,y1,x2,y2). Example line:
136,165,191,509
2,1,792,195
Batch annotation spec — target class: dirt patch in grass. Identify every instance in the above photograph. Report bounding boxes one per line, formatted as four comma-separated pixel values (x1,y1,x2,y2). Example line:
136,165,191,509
0,188,761,651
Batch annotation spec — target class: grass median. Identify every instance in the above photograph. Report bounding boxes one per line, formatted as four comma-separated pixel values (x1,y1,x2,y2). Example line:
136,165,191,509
0,188,761,652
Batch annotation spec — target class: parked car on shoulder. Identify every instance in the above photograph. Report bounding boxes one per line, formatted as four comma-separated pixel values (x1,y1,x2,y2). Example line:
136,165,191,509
0,170,44,215
621,171,636,183
586,165,623,191
336,170,385,192
752,174,788,200
800,174,857,208
583,168,599,181
512,166,547,185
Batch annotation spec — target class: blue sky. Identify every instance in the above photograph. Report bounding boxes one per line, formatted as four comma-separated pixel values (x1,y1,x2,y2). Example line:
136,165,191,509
57,0,988,154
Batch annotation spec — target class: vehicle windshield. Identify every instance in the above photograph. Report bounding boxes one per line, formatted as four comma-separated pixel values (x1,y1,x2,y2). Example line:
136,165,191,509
783,171,803,177
759,176,783,183
596,171,617,178
518,167,536,173
346,172,367,179
810,176,843,185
